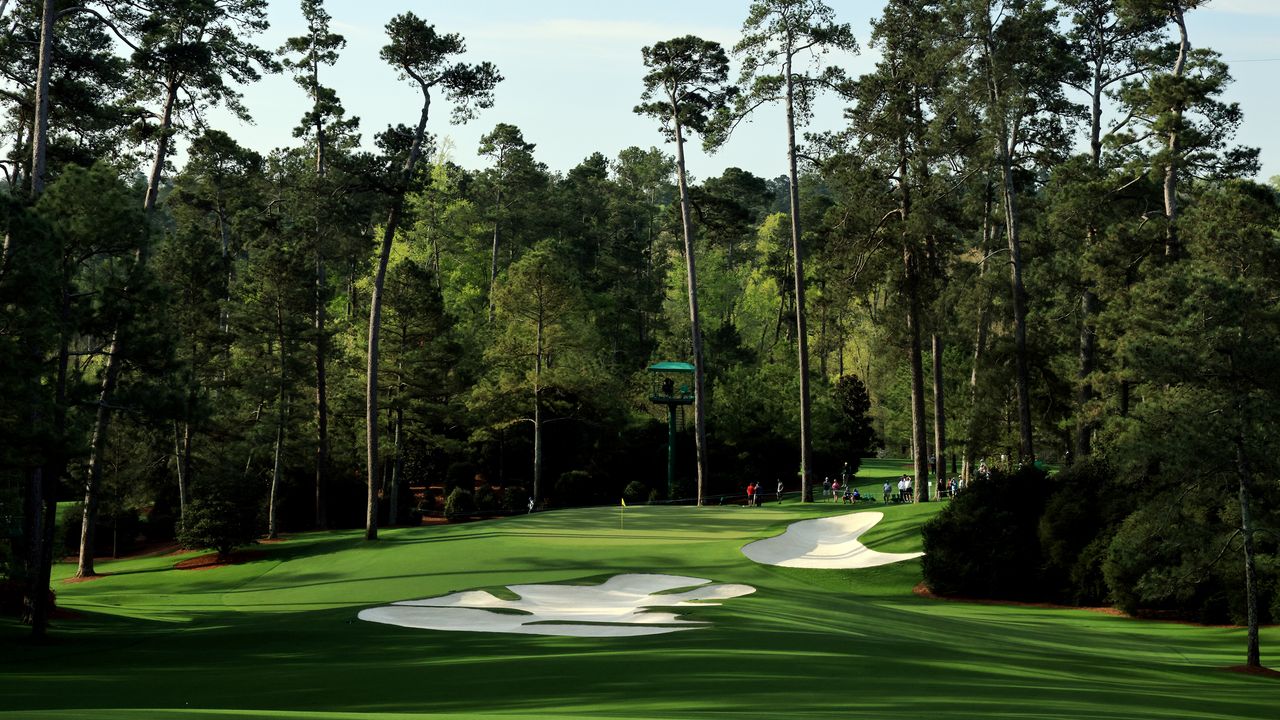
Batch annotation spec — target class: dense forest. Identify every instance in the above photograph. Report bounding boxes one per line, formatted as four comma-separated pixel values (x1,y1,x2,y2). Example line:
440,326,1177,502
1,0,1277,664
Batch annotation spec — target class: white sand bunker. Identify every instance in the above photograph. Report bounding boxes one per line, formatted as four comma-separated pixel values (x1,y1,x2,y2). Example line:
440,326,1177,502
742,511,923,569
358,573,755,637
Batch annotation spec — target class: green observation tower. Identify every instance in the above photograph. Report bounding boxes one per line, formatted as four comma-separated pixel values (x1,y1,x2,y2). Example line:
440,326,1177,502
647,361,695,500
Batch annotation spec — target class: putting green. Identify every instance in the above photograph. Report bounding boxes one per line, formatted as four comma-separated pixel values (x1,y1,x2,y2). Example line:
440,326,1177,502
1,460,1275,719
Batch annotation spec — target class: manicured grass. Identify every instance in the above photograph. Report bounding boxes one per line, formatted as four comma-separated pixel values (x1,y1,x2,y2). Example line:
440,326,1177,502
2,459,1275,719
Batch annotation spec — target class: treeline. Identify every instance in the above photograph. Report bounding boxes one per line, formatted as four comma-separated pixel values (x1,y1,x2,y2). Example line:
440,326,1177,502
1,0,1277,665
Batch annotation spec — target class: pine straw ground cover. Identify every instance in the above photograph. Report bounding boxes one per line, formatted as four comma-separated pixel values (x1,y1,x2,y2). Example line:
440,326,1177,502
2,460,1275,719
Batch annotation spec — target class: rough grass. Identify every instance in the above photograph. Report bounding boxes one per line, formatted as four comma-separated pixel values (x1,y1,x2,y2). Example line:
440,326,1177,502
2,459,1275,719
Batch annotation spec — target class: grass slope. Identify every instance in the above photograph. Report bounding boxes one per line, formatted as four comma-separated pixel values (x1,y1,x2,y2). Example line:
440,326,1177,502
2,460,1275,719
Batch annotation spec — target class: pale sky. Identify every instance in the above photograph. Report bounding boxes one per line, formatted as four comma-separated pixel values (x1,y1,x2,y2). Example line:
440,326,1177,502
210,0,1279,183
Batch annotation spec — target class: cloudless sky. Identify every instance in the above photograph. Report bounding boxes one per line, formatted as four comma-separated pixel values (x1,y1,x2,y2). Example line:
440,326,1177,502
211,0,1279,183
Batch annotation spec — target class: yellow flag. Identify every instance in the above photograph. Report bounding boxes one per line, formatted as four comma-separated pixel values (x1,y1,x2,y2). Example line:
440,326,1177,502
621,498,627,507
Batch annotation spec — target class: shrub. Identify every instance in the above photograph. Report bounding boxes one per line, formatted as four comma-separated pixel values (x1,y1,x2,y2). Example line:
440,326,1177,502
554,470,596,507
920,465,1050,601
141,501,177,543
444,488,475,521
406,507,423,526
474,485,497,511
1036,460,1133,605
444,462,478,496
832,373,878,474
500,485,528,514
178,494,257,561
623,480,649,505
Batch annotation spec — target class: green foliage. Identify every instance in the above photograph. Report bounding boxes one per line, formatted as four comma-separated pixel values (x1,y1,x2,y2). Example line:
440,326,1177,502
921,465,1051,600
120,0,279,128
444,462,477,496
473,484,497,511
380,13,501,125
178,494,259,561
278,0,358,145
924,454,1280,626
499,485,528,514
1102,491,1279,625
553,470,597,508
3,0,1278,672
443,487,475,520
832,373,878,471
623,480,649,505
635,35,737,145
1036,460,1136,605
732,0,857,130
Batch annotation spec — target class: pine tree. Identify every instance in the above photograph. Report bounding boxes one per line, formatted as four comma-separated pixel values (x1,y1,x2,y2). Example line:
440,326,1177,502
635,35,736,505
279,0,358,529
952,0,1081,463
366,14,498,540
731,0,857,503
78,0,277,577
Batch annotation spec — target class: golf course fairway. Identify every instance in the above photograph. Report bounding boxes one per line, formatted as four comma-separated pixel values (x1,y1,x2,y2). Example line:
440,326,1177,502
2,463,1276,719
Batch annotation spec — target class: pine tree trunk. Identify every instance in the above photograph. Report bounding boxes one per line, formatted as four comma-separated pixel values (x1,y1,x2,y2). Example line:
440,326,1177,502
1000,145,1034,463
366,207,397,540
784,61,814,504
22,464,44,630
28,0,55,198
388,406,403,525
268,419,284,540
671,111,709,505
314,254,329,528
896,130,929,502
980,12,1034,463
79,78,179,575
25,287,71,633
78,349,123,579
268,308,286,540
533,310,544,504
963,188,993,485
367,91,431,541
931,332,946,495
1077,52,1106,460
1075,284,1096,459
173,421,187,518
905,253,929,503
488,190,502,323
312,57,331,530
1163,8,1188,259
31,475,57,635
1233,402,1261,668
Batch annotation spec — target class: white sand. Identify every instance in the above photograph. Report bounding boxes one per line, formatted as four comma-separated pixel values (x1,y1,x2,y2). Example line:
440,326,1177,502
358,573,755,637
741,511,923,569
